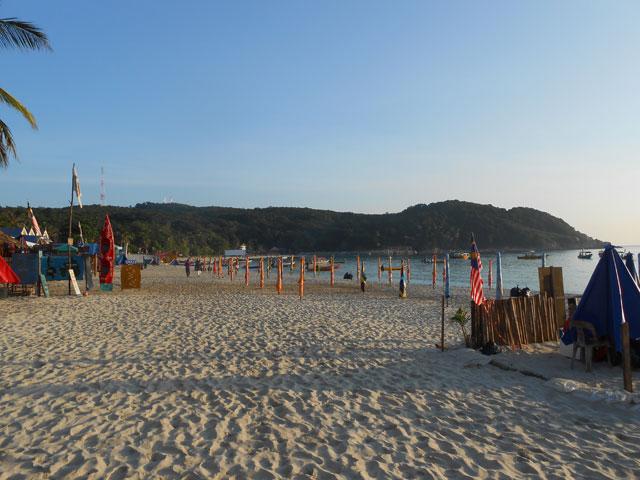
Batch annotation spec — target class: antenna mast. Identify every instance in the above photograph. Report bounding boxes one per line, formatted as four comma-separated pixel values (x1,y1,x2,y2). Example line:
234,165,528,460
100,166,106,206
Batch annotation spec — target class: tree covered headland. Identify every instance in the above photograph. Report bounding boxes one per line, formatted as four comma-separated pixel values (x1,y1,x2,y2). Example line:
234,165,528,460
0,200,601,255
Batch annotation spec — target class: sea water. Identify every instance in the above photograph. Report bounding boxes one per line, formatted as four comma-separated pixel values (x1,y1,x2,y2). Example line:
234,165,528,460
302,247,640,295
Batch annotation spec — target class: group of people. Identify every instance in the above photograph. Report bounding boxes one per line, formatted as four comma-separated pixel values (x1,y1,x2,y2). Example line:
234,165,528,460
184,257,207,277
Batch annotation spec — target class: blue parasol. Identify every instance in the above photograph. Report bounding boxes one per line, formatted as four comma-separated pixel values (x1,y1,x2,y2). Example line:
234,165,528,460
625,252,639,287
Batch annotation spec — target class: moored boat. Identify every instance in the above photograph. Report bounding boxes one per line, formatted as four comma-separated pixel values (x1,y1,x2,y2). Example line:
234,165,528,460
578,249,593,259
449,252,469,260
380,265,403,271
517,251,545,260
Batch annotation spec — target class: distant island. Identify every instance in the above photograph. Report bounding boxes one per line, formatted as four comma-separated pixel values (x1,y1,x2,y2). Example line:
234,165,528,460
0,200,602,255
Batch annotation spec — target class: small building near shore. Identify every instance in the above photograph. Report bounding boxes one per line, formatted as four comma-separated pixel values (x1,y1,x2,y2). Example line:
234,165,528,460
224,244,247,258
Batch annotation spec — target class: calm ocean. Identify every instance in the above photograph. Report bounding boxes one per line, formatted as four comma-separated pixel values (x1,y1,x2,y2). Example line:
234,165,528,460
307,246,640,295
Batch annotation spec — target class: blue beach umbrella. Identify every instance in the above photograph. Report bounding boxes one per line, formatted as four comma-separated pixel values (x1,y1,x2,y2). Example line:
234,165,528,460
496,252,503,300
563,245,640,352
541,252,547,268
625,253,639,287
444,252,450,299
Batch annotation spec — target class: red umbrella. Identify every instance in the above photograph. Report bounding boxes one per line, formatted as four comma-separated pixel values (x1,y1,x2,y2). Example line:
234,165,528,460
0,256,20,283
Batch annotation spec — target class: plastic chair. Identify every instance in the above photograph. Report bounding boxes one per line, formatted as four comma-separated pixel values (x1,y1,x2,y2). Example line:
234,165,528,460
570,320,611,372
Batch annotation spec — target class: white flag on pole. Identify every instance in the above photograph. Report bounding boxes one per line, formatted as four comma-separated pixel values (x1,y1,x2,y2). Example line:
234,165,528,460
73,165,83,208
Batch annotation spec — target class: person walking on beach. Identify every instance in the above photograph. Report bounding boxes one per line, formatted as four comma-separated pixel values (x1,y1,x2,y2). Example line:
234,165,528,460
399,271,407,298
185,257,192,277
360,272,367,293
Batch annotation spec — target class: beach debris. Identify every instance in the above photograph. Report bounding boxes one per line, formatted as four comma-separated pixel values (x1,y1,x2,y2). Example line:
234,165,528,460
480,342,502,356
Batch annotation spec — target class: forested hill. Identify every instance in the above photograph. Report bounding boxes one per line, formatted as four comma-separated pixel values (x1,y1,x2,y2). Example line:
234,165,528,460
0,201,601,255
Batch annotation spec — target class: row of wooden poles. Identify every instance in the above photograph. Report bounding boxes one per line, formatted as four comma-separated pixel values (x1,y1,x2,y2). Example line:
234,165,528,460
197,255,419,298
470,294,558,349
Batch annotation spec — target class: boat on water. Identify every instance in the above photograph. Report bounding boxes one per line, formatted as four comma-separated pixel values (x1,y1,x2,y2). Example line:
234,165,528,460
599,249,627,258
422,257,445,264
449,252,469,260
578,249,593,259
517,251,546,260
380,265,403,271
315,264,340,272
306,258,340,271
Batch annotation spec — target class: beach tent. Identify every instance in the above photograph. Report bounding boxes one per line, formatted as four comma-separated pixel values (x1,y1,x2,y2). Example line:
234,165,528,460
0,256,20,283
562,245,640,352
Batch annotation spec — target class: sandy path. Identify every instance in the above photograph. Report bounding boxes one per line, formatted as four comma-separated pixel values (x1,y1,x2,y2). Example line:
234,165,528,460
1,266,638,479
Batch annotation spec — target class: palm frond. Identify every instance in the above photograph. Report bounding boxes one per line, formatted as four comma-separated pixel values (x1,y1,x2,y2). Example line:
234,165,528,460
0,88,37,128
0,17,51,51
0,119,18,168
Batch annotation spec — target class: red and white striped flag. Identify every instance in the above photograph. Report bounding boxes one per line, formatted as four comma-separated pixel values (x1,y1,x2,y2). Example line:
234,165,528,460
27,205,42,237
470,234,485,305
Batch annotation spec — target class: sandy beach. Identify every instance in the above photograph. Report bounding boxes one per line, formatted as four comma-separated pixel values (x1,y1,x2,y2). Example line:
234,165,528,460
1,265,639,479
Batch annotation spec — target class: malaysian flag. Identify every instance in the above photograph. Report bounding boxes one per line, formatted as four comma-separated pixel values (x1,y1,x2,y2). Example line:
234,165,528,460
470,234,484,305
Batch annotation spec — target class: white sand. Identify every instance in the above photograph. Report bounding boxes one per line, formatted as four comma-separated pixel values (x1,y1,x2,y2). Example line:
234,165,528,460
1,265,639,479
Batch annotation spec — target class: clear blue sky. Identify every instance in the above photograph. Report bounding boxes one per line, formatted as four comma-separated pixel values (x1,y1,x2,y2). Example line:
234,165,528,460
1,1,639,243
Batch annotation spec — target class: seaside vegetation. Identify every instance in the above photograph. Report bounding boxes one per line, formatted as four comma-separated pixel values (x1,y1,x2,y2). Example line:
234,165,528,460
0,200,601,255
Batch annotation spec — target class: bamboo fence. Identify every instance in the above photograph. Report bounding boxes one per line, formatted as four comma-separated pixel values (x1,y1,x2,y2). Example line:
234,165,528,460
470,294,559,349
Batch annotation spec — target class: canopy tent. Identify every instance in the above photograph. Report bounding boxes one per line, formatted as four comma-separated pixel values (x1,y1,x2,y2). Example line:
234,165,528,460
562,245,640,352
53,244,79,254
0,256,20,283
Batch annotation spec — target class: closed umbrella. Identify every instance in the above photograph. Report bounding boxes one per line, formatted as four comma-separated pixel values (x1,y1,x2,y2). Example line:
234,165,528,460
488,259,493,288
299,256,305,299
444,253,450,299
625,253,639,287
496,252,504,300
432,254,437,289
259,257,265,288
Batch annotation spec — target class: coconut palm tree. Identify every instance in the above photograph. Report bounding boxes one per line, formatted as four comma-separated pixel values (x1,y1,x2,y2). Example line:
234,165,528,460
0,17,51,168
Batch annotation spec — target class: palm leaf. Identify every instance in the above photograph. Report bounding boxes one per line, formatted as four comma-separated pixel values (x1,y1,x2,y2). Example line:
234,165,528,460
0,88,37,128
0,119,17,168
0,17,51,51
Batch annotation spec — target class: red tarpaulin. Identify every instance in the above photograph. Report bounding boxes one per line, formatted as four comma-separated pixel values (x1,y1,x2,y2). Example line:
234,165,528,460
99,214,114,288
0,256,20,283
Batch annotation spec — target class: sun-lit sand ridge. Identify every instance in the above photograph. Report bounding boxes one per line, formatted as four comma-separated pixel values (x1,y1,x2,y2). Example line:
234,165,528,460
1,265,639,479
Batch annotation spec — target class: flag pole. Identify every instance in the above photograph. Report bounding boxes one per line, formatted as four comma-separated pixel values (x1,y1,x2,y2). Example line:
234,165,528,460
67,163,75,296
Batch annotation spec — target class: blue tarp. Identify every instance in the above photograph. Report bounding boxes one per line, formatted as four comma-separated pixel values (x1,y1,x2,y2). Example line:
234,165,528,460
11,253,41,284
562,245,640,352
41,255,85,281
79,242,99,256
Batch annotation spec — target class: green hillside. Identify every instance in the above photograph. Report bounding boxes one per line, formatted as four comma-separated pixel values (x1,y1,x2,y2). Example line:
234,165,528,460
0,200,602,255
